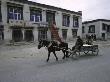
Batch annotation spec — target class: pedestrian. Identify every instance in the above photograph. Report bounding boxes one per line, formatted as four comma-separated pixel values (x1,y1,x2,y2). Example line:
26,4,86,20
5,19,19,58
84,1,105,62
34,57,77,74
86,35,93,45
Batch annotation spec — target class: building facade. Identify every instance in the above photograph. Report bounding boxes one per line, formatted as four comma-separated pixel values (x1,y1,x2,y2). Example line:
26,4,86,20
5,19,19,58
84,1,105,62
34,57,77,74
0,0,82,43
82,19,110,40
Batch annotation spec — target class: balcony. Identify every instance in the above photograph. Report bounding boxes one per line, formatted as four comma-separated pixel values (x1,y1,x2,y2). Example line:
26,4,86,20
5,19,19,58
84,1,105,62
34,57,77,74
9,19,24,27
25,21,48,28
9,20,49,28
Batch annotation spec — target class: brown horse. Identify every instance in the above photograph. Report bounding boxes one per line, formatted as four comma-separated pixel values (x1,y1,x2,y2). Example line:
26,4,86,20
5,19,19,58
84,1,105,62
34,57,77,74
38,40,69,62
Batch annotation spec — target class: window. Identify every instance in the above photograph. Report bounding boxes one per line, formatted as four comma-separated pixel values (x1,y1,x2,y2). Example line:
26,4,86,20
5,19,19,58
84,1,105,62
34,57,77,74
62,29,68,40
88,25,95,33
107,25,110,32
62,14,70,27
0,25,4,40
30,10,42,22
46,11,55,23
102,23,107,30
73,16,79,27
38,29,47,41
0,5,2,22
82,26,85,33
72,29,78,38
8,6,23,20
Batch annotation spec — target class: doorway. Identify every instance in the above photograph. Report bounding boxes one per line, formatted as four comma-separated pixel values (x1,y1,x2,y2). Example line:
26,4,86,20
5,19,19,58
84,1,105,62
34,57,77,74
102,33,105,40
25,29,34,42
38,29,47,41
62,29,68,40
12,28,23,42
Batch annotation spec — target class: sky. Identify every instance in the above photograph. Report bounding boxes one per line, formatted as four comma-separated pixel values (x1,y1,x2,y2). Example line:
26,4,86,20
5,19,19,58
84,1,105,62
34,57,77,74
28,0,110,21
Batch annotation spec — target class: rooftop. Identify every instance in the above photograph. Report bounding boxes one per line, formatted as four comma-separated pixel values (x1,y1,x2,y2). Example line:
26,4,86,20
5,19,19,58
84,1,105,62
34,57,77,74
83,19,110,24
10,0,82,15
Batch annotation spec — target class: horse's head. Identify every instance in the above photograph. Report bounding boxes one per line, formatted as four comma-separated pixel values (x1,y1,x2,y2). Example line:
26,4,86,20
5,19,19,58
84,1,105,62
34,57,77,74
38,40,44,49
38,40,50,49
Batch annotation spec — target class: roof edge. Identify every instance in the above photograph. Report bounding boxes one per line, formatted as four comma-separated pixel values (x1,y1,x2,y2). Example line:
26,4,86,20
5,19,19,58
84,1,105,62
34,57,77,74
10,0,82,15
83,19,110,24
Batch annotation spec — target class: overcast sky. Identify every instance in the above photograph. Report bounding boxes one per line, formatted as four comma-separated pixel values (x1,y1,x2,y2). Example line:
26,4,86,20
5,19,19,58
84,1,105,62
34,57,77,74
29,0,110,21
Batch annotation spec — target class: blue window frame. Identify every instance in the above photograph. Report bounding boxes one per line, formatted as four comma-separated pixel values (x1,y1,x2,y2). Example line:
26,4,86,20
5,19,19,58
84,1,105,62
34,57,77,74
30,15,35,21
8,6,23,20
88,25,95,33
73,16,79,27
102,23,107,30
9,13,14,19
62,14,70,27
30,10,42,22
14,14,17,20
0,5,2,22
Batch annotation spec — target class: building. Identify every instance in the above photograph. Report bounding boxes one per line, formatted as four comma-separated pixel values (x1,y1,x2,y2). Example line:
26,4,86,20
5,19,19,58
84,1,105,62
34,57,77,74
82,19,110,40
0,0,82,43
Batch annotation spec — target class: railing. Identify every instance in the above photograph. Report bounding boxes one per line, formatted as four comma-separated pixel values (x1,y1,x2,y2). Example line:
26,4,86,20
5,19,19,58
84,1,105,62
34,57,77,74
9,20,49,28
25,21,48,27
9,19,24,27
33,22,48,27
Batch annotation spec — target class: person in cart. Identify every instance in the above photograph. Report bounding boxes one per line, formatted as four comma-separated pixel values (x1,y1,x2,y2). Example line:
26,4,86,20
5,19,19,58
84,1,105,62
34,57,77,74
86,35,93,45
72,36,83,53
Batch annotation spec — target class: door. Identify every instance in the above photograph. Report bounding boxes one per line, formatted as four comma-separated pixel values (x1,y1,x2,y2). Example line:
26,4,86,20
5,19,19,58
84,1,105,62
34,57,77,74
38,29,47,41
12,28,23,42
62,29,68,40
25,30,34,41
102,33,105,40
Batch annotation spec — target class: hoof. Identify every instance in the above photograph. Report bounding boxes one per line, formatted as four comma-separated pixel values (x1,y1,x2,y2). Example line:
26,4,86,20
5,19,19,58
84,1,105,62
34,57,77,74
46,59,49,62
66,56,69,58
56,58,58,61
62,57,65,59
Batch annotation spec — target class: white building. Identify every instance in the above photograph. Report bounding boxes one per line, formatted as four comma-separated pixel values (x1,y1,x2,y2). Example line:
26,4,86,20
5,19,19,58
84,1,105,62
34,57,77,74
82,19,110,40
0,0,82,43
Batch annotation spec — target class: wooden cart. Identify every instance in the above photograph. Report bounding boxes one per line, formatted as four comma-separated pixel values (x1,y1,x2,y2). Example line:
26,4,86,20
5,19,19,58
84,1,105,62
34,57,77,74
68,44,99,58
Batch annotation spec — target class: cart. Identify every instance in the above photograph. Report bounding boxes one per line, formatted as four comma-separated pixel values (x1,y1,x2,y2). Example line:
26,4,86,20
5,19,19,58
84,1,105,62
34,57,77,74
68,44,99,58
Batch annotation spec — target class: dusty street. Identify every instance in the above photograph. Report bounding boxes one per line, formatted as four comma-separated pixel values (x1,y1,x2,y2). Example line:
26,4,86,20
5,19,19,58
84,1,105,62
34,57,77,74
0,41,110,82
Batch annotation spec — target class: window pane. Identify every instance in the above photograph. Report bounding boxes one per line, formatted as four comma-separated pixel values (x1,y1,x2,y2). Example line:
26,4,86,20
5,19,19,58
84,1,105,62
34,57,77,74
88,25,95,33
67,16,70,27
18,14,21,20
82,26,85,33
30,10,42,22
9,13,14,19
30,15,34,21
14,14,17,20
73,17,79,27
72,29,77,37
9,7,13,13
35,15,40,22
14,9,17,13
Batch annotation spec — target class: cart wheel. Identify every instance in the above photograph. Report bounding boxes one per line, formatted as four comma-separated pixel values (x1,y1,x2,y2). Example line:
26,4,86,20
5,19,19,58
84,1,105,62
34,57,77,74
72,52,79,59
93,48,99,56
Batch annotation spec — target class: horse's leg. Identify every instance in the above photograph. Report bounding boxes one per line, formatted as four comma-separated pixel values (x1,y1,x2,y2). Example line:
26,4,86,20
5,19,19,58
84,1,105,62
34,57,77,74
66,50,69,58
47,51,51,62
62,50,66,59
53,51,58,61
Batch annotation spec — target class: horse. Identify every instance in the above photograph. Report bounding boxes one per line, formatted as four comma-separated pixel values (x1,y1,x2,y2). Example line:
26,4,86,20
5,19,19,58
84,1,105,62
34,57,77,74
38,40,69,62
